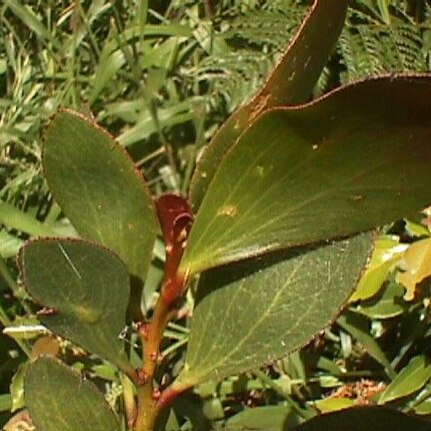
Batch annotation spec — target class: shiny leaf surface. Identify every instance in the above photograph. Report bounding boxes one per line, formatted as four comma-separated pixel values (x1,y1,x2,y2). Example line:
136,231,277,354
181,76,431,276
189,0,349,210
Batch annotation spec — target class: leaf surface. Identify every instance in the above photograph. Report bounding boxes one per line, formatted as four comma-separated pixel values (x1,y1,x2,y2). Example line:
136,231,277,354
174,233,371,389
181,76,431,276
20,238,134,375
293,406,430,431
25,356,120,431
189,0,349,209
378,355,431,404
225,405,298,431
43,110,157,281
398,238,431,300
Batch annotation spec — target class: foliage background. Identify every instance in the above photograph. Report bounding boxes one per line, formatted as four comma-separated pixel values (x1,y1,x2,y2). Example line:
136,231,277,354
2,0,431,429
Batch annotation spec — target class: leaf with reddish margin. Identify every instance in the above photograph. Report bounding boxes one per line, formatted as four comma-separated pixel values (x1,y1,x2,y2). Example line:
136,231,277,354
189,0,349,210
20,238,136,378
43,109,158,283
180,75,431,276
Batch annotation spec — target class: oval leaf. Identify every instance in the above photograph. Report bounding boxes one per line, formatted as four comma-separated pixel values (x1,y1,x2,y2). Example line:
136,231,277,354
173,233,371,389
181,76,431,276
19,238,134,376
43,109,158,282
25,356,120,431
189,0,349,210
378,355,431,404
293,406,430,431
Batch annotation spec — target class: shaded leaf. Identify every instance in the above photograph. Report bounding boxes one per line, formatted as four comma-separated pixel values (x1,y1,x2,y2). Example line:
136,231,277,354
43,109,158,282
20,238,135,376
25,356,120,431
189,0,349,210
173,234,371,389
337,312,395,378
181,76,431,276
349,236,406,302
293,406,430,431
378,355,431,404
398,238,431,300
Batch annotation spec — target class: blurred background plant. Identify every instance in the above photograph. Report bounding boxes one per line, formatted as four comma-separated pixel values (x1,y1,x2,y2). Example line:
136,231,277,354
2,0,431,429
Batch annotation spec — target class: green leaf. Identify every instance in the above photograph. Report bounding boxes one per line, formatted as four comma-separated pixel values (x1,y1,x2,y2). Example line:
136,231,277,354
181,76,431,276
25,356,120,431
293,406,430,431
43,109,158,282
173,233,371,389
349,236,406,302
189,0,349,210
20,238,134,376
337,311,395,378
225,405,298,431
0,200,57,237
356,282,407,319
378,355,431,404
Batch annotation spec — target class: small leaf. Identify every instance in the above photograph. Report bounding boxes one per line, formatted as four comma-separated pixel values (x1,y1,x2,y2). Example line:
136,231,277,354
398,238,431,300
293,406,430,431
378,355,431,404
25,356,120,431
356,282,407,320
173,234,371,389
349,236,407,302
225,406,298,431
43,109,158,282
189,0,349,210
313,397,355,414
20,238,134,376
181,76,431,275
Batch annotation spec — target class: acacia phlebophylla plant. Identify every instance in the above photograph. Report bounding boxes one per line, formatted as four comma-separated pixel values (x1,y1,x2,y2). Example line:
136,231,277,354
17,1,431,430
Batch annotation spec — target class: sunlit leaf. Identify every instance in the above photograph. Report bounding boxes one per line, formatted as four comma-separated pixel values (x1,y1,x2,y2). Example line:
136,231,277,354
378,355,431,404
189,0,349,210
181,76,431,276
349,236,406,302
398,238,431,300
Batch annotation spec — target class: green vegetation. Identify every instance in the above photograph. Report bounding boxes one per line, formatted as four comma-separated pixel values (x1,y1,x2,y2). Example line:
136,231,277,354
2,1,431,430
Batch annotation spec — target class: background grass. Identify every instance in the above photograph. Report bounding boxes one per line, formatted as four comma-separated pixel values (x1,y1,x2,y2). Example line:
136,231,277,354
2,0,431,429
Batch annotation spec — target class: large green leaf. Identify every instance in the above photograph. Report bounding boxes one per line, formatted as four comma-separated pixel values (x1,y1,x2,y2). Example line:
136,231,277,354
173,233,371,389
43,109,157,281
293,406,431,431
180,76,431,276
189,0,349,210
25,356,120,431
20,238,134,376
